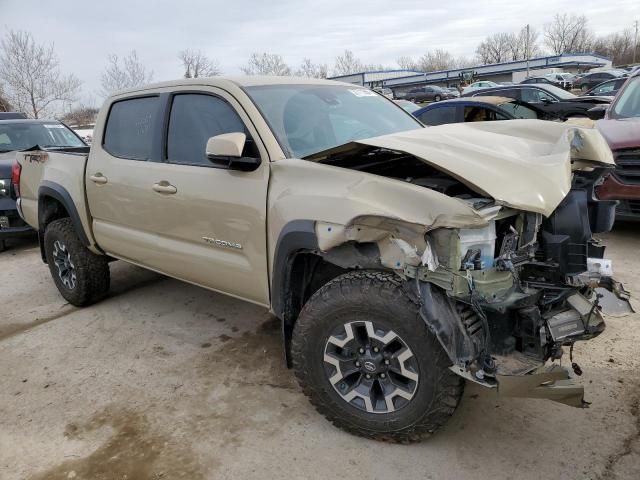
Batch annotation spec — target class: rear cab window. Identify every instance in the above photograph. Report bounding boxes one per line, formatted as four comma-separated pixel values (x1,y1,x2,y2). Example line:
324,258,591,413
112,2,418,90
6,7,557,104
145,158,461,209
103,96,160,160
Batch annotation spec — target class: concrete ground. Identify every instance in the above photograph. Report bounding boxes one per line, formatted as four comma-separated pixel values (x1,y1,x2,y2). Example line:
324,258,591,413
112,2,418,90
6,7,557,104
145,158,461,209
1,225,639,480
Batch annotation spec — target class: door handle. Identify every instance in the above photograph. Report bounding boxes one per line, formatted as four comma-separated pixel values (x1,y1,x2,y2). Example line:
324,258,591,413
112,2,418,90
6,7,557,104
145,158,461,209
152,182,177,194
89,173,108,185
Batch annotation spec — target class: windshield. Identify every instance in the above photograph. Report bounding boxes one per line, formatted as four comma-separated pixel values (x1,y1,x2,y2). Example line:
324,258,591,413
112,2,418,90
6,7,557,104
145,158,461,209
245,84,422,158
0,122,84,152
610,76,640,119
537,84,576,100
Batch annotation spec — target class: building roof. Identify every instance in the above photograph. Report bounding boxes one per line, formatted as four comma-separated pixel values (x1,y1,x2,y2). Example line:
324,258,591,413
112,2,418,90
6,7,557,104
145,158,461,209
381,53,612,88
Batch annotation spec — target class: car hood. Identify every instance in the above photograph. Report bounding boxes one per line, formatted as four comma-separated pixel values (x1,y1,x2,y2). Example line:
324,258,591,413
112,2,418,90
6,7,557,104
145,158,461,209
308,119,614,217
596,118,640,150
567,95,611,103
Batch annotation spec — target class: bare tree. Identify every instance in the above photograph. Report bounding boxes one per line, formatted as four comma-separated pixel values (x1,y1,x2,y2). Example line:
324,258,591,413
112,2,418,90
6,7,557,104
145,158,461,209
178,49,220,78
333,50,364,76
0,30,81,118
100,50,154,97
475,32,513,64
332,50,386,76
417,49,458,71
544,13,593,55
60,104,99,126
241,53,291,76
510,26,542,61
296,58,328,78
396,55,419,70
592,29,637,66
0,82,13,112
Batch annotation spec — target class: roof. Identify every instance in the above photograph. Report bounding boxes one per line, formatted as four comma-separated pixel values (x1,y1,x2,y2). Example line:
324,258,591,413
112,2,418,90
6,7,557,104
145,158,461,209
111,75,355,97
441,96,515,106
0,119,60,125
382,53,612,88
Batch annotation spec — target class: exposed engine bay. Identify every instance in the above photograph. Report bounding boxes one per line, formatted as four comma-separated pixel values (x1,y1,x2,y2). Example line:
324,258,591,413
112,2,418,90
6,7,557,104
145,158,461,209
310,136,633,408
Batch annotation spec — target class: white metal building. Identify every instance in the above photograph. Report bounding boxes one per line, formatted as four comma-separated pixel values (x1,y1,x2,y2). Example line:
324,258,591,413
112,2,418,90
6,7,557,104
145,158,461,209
328,53,612,94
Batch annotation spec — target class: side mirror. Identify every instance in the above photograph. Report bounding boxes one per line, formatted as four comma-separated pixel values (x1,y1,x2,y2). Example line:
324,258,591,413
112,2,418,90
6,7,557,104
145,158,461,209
540,96,553,104
205,132,260,172
587,105,607,120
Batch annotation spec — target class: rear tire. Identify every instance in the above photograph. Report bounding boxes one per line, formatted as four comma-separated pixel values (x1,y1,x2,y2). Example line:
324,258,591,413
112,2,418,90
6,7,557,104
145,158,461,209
44,218,110,306
434,95,441,102
291,270,463,443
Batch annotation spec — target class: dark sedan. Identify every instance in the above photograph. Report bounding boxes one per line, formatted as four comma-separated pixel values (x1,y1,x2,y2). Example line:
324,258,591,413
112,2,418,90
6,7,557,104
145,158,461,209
584,77,628,97
573,71,624,92
405,85,456,103
461,84,610,120
0,119,86,250
413,96,545,126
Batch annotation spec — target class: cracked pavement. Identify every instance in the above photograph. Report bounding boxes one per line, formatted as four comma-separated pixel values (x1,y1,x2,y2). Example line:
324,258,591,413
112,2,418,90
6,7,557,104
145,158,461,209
1,225,639,480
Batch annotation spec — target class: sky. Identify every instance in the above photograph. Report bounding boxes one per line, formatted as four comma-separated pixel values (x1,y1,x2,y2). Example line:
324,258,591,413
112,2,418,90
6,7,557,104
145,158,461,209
1,0,639,106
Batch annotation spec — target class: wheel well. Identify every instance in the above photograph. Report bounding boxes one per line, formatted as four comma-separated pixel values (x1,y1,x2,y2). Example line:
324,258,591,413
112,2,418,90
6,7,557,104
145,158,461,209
38,195,70,263
281,252,348,365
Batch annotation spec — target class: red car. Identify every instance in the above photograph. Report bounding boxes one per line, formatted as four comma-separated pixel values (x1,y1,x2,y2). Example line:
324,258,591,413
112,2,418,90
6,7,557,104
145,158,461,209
596,71,640,221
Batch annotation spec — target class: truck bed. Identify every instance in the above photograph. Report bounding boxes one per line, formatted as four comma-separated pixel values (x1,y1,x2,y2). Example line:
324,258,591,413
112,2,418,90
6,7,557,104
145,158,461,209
17,148,96,249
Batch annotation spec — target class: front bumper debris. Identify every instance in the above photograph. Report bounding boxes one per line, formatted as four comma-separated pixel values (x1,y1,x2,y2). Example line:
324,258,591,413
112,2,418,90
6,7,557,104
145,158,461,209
497,364,589,408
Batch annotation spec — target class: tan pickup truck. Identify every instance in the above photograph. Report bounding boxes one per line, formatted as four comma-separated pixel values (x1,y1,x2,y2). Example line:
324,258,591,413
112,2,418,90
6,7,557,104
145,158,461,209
13,76,631,442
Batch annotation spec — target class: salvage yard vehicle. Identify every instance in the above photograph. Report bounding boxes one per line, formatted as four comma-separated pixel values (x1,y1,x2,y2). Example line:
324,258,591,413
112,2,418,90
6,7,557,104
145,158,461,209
1,119,85,249
463,83,611,120
405,85,457,103
13,77,632,442
584,77,628,98
595,70,640,221
574,71,625,92
413,96,546,126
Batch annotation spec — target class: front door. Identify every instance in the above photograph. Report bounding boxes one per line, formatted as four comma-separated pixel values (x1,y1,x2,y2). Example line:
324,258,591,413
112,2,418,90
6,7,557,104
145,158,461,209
86,88,270,306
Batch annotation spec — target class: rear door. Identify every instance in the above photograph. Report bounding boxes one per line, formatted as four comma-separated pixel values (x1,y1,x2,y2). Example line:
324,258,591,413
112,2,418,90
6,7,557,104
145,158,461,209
86,88,271,306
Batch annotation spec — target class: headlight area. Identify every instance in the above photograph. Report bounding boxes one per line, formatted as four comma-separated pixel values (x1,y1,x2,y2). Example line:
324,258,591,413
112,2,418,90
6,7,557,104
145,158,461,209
403,181,632,407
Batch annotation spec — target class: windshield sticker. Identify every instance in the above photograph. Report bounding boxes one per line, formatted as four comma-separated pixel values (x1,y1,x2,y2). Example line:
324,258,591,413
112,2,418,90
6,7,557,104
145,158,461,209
349,89,378,97
44,124,65,129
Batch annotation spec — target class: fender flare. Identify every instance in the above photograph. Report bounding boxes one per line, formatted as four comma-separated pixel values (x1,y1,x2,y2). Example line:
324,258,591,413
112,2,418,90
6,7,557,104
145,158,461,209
38,181,91,261
271,220,319,367
271,219,318,321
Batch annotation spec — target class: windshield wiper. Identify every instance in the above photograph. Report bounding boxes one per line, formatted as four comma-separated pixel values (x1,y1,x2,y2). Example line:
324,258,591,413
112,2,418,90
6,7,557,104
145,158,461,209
0,149,16,153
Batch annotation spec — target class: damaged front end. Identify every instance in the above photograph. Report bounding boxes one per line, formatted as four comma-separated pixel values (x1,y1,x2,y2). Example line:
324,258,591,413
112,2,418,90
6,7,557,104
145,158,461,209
308,121,633,408
402,175,632,408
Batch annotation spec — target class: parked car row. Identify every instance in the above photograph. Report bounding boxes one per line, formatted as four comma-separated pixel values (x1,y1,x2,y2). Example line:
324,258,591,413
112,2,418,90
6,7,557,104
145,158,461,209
461,83,611,119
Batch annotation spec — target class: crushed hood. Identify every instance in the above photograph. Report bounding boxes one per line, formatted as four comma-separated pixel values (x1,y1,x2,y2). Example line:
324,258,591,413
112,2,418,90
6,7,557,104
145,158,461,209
310,119,614,217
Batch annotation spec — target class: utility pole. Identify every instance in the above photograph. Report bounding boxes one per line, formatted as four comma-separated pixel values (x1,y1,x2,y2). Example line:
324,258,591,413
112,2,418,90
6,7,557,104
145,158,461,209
634,20,638,65
526,24,530,78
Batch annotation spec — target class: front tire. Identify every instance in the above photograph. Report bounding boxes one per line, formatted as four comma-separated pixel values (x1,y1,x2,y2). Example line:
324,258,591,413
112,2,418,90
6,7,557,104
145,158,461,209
434,95,441,102
291,271,463,442
44,218,110,306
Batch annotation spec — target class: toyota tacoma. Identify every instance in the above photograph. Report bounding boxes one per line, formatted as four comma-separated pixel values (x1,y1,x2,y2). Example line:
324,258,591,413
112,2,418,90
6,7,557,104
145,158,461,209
13,77,631,442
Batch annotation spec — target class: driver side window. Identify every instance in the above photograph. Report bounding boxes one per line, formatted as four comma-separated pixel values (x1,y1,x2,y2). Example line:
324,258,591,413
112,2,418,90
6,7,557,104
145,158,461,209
166,93,257,167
